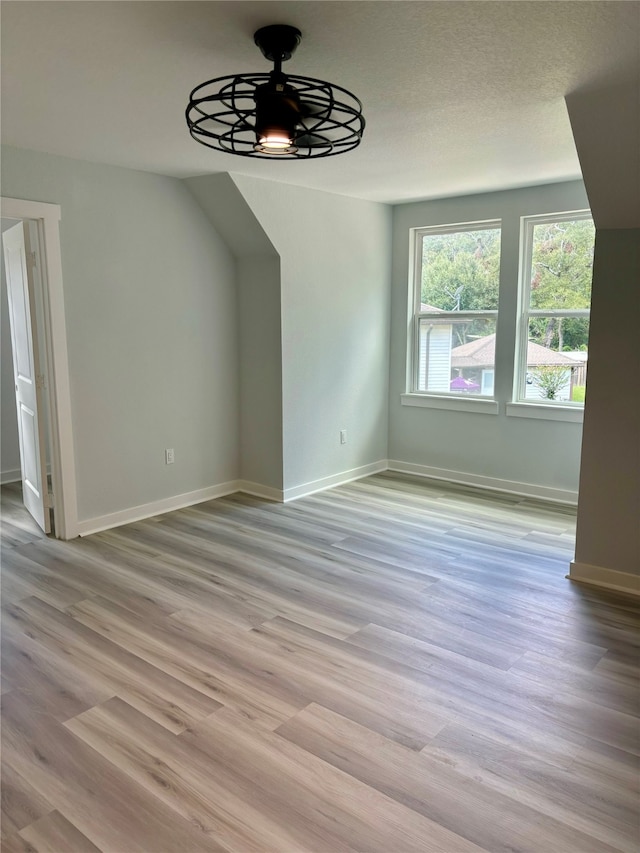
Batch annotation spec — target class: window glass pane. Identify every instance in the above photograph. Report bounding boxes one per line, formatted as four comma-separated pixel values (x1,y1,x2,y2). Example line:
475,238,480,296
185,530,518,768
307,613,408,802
529,218,595,310
417,317,497,395
524,317,589,402
421,228,501,312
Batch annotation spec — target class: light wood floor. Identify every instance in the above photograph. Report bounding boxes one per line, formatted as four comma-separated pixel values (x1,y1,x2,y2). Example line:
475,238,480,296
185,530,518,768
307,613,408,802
1,474,639,852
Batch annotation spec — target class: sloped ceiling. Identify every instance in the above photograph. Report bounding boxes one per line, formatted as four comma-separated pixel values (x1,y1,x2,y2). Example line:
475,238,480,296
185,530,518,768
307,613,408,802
2,1,639,203
566,80,640,228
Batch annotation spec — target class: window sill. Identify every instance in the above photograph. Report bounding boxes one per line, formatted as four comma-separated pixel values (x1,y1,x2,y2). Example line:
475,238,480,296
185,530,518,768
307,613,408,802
506,402,584,423
401,393,499,415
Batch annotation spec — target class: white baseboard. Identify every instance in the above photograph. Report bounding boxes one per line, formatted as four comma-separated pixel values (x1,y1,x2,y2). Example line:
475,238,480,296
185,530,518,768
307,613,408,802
76,481,240,537
236,480,283,502
387,459,578,505
71,459,581,538
2,463,52,486
74,464,388,536
568,561,640,597
282,460,388,502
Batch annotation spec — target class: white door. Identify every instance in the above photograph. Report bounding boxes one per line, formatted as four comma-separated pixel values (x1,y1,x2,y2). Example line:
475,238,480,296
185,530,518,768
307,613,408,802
3,222,51,533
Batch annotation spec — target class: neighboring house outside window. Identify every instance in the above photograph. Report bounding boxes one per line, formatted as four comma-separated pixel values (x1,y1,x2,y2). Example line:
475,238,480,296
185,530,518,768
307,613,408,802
451,333,580,399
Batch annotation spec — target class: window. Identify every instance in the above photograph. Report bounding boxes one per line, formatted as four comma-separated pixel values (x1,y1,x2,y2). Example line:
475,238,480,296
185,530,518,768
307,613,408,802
410,221,501,398
516,212,595,405
407,209,595,418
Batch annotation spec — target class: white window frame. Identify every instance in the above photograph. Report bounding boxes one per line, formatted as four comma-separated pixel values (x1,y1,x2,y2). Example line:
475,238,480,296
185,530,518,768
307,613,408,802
512,210,593,414
406,219,501,414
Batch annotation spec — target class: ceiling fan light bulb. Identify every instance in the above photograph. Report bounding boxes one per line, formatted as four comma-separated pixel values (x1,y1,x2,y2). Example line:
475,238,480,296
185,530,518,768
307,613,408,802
255,134,298,155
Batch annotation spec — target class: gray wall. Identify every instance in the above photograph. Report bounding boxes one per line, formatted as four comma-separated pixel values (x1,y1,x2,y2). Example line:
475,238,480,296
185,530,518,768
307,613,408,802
1,145,239,522
567,80,640,580
389,181,590,497
236,254,283,490
184,173,283,492
232,175,392,492
574,229,640,575
6,140,625,561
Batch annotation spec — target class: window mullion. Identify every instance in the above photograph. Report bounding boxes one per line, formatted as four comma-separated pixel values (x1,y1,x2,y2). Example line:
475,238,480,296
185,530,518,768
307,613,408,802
527,309,590,318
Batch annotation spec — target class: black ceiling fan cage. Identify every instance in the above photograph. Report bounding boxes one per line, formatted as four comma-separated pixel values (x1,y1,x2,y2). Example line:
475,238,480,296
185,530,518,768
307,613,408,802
185,25,365,159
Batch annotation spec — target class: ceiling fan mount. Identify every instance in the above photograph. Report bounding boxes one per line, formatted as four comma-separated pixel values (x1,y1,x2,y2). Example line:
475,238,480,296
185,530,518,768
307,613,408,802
253,24,301,64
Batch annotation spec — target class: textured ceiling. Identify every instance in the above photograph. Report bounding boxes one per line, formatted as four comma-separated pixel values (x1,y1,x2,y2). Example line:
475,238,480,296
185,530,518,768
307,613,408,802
2,1,639,203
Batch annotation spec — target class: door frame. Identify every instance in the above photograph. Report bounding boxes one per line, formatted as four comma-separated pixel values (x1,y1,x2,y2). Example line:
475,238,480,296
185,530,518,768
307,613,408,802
1,197,78,539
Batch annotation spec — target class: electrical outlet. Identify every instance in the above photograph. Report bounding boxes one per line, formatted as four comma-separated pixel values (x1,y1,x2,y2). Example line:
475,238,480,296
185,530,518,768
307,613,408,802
340,429,347,445
165,448,175,465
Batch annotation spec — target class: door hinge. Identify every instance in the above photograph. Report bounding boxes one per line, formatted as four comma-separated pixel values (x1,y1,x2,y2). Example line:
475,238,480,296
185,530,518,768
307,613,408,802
27,250,37,268
35,373,46,390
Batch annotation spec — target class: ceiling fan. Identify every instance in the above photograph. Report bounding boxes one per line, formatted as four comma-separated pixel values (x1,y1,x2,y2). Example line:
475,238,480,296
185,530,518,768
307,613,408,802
186,24,365,159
